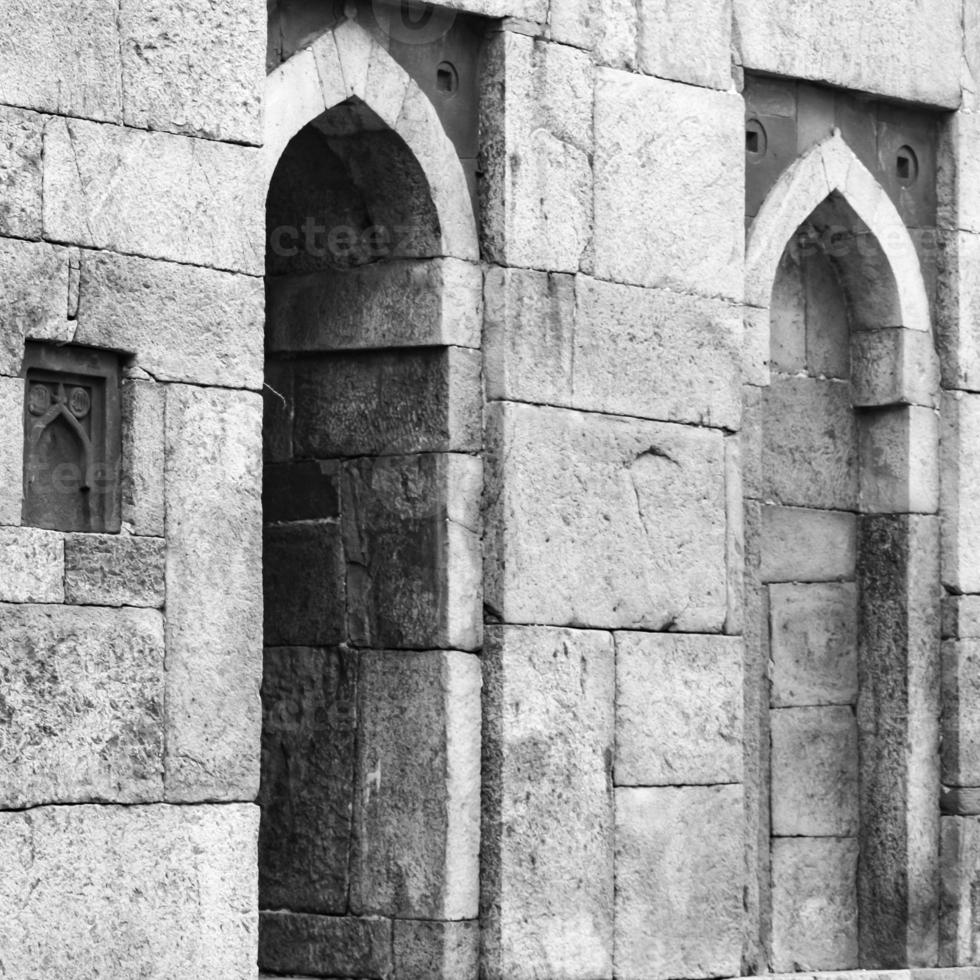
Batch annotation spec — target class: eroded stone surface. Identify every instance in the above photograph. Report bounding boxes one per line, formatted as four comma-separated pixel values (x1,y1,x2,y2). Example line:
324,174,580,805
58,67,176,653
482,626,614,980
0,603,164,807
0,375,24,524
942,640,980,787
64,534,165,607
0,526,64,602
485,402,727,631
615,632,742,785
941,392,980,593
0,105,43,239
637,0,732,89
121,379,165,536
393,919,480,980
760,506,857,583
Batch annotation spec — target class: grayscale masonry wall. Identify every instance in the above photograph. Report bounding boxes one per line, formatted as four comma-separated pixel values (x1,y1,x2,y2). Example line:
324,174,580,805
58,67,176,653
2,0,980,978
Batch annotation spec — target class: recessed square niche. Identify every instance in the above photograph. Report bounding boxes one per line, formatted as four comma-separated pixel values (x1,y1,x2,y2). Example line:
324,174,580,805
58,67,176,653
22,342,121,533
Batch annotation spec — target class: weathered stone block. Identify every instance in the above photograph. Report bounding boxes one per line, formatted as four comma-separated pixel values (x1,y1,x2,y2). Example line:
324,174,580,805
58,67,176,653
851,327,940,408
43,117,262,275
615,632,742,785
734,0,960,107
770,249,807,372
943,595,980,641
121,379,165,536
763,376,857,510
485,402,727,631
615,785,742,980
120,0,264,144
0,375,24,524
263,358,293,464
259,911,392,979
0,803,258,979
548,0,636,65
293,347,481,458
859,405,940,515
725,434,745,636
351,650,480,920
637,0,732,89
770,582,858,707
64,534,165,607
941,391,980,593
267,258,482,352
393,919,479,980
0,526,64,602
594,69,743,299
936,232,980,393
259,647,357,913
939,116,980,233
0,238,71,375
342,453,482,651
480,33,593,272
264,460,340,524
482,626,614,980
759,505,857,583
0,106,43,239
164,384,262,800
0,603,164,807
771,837,859,972
771,705,859,836
940,816,980,966
77,251,263,389
0,0,123,120
263,522,345,647
942,640,980,788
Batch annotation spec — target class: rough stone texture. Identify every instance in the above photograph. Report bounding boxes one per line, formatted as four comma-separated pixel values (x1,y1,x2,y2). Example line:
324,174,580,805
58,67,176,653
0,0,123,121
0,238,71,376
351,650,480,920
615,632,742,785
0,375,24,524
760,505,857,583
482,626,614,980
121,379,165,536
0,603,163,807
851,327,940,409
480,33,592,272
43,117,262,275
120,0,264,144
485,402,727,631
292,347,481,458
0,803,258,978
936,232,980,393
859,406,940,515
263,521,345,646
259,646,356,913
593,69,743,300
342,453,482,651
770,582,858,707
64,534,165,607
637,0,732,89
725,434,745,636
734,0,961,107
942,641,980,788
763,376,857,510
940,816,980,966
393,919,480,980
0,526,64,602
77,251,263,390
0,106,43,239
858,514,941,967
771,837,859,972
941,391,980,593
258,911,392,979
943,595,980,641
267,258,483,352
164,384,262,801
771,705,859,837
615,785,742,980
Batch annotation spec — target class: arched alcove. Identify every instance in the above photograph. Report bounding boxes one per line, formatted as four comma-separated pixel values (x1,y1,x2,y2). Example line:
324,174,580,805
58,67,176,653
258,21,483,978
744,135,941,972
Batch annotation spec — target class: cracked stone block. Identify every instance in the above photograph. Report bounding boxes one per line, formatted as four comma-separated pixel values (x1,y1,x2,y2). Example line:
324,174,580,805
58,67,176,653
485,401,727,631
0,526,64,602
771,836,859,972
760,505,857,583
0,603,164,807
734,0,960,107
0,0,123,121
292,347,481,458
77,251,263,390
64,534,165,607
637,0,732,89
594,69,743,300
482,626,614,980
121,379,165,536
393,919,479,980
351,650,480,920
43,117,262,274
120,0,264,144
165,384,262,801
0,105,43,239
615,632,742,785
0,803,258,979
615,785,742,980
771,705,859,837
259,647,357,913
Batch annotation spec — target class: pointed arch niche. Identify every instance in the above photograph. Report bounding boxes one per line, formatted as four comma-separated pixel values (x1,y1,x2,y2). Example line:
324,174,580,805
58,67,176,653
258,20,483,978
743,134,941,972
